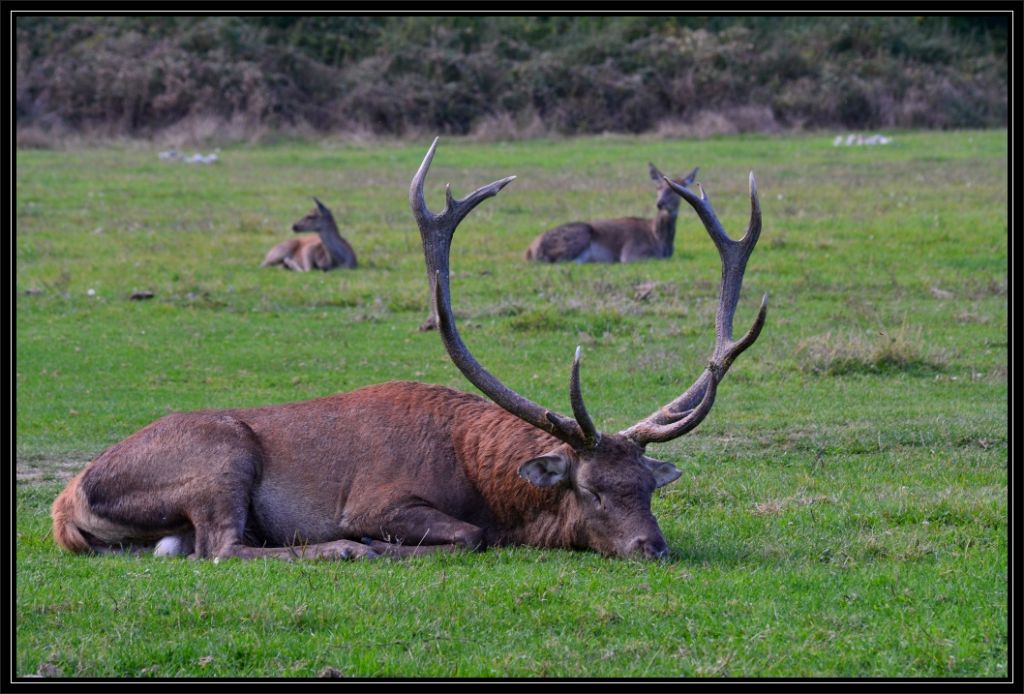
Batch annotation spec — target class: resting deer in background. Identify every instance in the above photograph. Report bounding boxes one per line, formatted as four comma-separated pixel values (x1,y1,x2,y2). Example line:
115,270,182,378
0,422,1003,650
260,198,357,271
51,139,765,562
524,163,699,263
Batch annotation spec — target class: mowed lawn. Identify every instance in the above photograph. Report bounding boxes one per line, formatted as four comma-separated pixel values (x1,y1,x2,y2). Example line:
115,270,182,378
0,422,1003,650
15,131,1008,678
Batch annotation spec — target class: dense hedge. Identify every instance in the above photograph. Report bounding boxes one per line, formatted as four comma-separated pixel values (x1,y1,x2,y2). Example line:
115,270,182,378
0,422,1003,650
15,15,1009,140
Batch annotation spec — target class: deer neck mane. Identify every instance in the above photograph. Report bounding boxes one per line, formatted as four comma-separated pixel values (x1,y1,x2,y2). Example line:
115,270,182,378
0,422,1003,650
512,490,585,549
454,411,583,549
315,215,353,266
652,206,679,258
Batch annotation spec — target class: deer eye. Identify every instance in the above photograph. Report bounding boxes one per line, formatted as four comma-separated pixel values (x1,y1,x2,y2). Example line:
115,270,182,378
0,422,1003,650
579,486,602,509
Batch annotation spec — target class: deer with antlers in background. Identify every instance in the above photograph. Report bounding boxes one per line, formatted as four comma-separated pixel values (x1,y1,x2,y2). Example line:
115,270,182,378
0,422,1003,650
51,139,765,561
261,198,357,272
524,163,698,263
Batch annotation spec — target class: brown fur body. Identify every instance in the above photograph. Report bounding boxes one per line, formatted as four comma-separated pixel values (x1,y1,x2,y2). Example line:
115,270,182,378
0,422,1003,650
52,382,598,558
524,216,675,263
260,236,335,272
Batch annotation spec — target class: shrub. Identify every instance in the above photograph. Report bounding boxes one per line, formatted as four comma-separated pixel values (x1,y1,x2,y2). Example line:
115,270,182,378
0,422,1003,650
14,16,1009,141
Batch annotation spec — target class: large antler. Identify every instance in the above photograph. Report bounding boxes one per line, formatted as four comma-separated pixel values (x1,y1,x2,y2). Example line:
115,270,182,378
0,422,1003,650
621,173,768,446
411,137,600,450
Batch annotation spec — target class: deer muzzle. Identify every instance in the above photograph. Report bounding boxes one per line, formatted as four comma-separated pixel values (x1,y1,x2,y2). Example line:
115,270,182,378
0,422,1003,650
625,533,670,560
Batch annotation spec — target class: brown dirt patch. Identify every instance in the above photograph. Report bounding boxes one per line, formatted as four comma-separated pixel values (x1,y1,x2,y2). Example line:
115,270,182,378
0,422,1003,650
16,457,88,485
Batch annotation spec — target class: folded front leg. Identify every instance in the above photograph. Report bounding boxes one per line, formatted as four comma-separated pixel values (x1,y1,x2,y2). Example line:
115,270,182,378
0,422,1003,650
365,505,488,554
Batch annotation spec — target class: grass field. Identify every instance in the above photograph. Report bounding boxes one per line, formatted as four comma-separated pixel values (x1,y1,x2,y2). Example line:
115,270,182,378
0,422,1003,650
15,131,1008,678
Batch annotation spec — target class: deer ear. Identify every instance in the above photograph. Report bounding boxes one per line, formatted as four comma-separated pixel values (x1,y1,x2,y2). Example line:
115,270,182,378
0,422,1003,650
679,166,699,187
313,197,329,213
518,453,570,487
648,162,665,183
643,456,681,488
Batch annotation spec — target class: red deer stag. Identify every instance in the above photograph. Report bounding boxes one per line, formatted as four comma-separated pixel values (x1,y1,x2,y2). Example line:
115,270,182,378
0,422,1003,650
51,139,765,561
260,198,357,271
524,163,698,263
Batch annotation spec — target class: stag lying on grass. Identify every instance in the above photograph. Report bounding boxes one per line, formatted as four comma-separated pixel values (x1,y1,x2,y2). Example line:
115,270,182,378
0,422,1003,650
524,163,698,263
52,139,766,561
260,198,357,271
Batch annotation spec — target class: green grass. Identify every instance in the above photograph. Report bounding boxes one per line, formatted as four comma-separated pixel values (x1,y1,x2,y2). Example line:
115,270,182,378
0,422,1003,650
15,131,1008,678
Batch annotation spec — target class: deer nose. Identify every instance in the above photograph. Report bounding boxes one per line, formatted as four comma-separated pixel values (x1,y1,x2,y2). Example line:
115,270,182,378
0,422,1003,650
627,535,669,560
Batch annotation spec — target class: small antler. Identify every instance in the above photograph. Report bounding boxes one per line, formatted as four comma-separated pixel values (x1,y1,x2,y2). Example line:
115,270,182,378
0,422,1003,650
412,137,598,450
570,346,600,448
622,172,768,446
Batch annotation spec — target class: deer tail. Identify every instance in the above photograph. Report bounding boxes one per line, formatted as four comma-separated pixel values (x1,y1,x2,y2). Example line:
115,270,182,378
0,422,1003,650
51,476,92,553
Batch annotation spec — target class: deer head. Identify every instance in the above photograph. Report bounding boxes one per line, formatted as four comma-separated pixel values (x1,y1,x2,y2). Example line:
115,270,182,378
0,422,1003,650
411,138,767,558
292,197,335,234
650,162,699,214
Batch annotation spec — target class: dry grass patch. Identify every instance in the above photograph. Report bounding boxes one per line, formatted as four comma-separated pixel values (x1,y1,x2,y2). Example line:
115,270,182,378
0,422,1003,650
16,457,89,484
751,495,836,515
469,110,550,142
654,106,781,139
795,322,949,376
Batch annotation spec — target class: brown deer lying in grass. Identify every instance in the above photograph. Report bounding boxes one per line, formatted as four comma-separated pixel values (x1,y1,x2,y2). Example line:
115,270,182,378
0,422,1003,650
260,198,357,271
51,139,765,561
524,163,698,263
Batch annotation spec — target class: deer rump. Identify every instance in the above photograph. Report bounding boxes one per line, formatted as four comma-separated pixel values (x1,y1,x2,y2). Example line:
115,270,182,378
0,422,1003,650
53,382,563,559
525,222,614,263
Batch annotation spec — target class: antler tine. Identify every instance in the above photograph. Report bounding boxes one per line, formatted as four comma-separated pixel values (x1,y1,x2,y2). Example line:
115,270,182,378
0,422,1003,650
674,172,762,349
624,362,722,444
570,346,600,448
411,137,517,251
622,172,767,447
415,139,592,450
